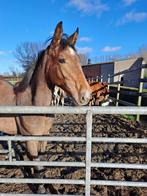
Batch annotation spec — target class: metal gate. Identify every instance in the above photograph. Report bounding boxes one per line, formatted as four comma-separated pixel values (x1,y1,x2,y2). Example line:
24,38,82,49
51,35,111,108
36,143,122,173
0,106,147,196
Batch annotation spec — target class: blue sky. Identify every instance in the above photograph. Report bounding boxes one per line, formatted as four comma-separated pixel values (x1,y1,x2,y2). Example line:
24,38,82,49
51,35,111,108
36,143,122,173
0,0,147,73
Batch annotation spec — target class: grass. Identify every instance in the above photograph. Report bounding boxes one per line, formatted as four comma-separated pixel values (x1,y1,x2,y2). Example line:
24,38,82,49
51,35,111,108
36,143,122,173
122,114,136,121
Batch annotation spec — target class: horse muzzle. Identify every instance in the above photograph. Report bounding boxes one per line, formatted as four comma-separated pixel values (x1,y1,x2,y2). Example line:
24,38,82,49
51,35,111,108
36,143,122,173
78,90,92,106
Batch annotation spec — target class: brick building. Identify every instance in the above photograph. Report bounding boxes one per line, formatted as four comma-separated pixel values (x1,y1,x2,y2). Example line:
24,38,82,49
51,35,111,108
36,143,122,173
82,61,114,82
82,57,145,87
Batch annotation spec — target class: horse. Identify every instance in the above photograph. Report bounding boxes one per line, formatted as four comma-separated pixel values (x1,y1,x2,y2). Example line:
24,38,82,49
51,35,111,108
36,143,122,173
0,21,92,193
51,81,109,106
88,81,109,106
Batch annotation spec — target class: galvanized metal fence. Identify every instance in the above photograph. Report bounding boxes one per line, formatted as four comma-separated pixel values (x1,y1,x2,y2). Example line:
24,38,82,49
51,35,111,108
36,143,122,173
0,106,147,196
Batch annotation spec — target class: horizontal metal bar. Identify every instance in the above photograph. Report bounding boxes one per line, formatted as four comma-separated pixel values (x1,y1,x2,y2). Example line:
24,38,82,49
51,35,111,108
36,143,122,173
92,137,147,143
0,106,147,115
0,178,85,185
0,136,146,144
0,161,146,170
91,180,147,187
0,160,85,167
91,163,147,169
0,179,146,188
0,194,79,196
0,150,9,154
1,136,146,144
0,136,86,142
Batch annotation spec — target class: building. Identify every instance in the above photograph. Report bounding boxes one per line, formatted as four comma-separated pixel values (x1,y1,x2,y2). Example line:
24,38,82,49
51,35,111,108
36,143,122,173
82,61,114,82
82,57,144,87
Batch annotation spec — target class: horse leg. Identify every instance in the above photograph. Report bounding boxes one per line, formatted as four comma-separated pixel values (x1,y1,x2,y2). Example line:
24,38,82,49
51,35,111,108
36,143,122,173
26,140,46,193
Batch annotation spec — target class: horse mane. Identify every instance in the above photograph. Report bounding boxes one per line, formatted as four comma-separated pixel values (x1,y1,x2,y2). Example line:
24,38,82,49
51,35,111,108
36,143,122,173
14,34,76,93
14,50,45,93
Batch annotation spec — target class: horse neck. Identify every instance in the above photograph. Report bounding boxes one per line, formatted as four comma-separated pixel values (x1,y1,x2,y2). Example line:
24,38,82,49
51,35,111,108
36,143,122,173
30,63,53,106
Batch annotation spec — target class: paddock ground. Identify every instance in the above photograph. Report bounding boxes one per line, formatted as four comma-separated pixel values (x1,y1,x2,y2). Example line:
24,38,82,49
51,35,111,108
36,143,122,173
0,114,146,195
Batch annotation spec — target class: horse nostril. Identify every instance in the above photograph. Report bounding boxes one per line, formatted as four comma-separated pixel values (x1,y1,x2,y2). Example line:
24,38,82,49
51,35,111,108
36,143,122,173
79,94,85,103
81,96,85,102
80,92,91,105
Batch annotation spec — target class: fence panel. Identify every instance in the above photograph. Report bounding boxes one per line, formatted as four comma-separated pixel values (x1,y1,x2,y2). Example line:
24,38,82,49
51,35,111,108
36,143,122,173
0,106,146,196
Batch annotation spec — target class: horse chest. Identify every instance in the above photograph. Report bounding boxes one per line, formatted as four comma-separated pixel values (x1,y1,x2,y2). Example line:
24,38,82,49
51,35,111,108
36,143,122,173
18,115,54,135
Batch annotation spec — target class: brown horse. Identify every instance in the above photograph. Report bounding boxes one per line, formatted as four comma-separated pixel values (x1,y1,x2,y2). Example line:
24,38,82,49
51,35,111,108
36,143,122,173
0,21,91,191
88,81,109,105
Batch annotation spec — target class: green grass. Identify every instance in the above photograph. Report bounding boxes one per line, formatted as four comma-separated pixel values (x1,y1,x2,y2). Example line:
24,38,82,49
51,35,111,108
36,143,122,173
122,114,136,121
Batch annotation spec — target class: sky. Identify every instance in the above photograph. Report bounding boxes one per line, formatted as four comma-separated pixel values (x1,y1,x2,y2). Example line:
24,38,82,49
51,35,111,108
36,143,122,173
0,0,147,74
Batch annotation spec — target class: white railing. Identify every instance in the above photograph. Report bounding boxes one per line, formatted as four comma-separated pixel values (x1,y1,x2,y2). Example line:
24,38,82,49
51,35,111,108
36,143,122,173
0,106,147,196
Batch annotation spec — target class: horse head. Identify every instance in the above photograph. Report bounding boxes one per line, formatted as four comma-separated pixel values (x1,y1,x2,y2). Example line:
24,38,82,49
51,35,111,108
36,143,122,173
45,21,91,105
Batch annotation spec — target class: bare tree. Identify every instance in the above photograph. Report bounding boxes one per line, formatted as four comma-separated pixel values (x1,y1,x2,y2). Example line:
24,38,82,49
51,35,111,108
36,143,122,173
9,66,23,77
14,42,43,71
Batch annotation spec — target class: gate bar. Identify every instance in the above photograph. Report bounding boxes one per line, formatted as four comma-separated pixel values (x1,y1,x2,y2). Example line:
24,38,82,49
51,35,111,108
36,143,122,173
91,163,147,169
0,160,85,167
85,111,92,196
0,178,85,185
91,180,147,187
0,136,146,143
0,106,147,115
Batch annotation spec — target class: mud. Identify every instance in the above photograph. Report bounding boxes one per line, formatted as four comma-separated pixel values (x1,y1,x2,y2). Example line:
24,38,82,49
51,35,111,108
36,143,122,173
0,114,146,195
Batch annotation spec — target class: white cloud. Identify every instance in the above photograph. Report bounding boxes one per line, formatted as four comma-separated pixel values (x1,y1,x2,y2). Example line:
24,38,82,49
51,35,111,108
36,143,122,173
101,46,122,52
0,50,6,56
0,50,12,56
79,36,92,42
68,0,109,16
77,46,93,54
118,11,147,25
122,0,137,6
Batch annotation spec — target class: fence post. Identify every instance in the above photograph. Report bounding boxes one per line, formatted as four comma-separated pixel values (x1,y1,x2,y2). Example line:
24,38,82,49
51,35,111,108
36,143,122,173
96,76,99,82
136,65,145,121
116,74,122,106
100,75,103,82
8,140,12,162
107,74,111,92
85,110,92,196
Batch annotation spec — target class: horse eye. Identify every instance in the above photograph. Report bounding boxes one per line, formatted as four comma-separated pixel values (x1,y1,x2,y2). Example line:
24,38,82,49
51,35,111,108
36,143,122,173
58,58,65,63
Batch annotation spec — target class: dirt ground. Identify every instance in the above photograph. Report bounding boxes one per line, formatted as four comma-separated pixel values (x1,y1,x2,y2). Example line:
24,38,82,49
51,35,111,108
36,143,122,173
0,114,146,195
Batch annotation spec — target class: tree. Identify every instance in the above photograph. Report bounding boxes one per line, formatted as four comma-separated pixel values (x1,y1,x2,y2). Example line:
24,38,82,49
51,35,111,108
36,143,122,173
14,42,43,72
9,66,23,77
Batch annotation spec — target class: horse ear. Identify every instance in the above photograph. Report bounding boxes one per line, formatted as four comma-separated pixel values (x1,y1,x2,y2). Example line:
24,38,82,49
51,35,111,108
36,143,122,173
50,21,63,50
68,28,79,46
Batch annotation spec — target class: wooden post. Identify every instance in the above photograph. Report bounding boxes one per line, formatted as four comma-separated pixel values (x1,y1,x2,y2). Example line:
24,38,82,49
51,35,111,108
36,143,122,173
100,75,103,82
116,74,122,106
107,74,111,92
136,65,145,121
